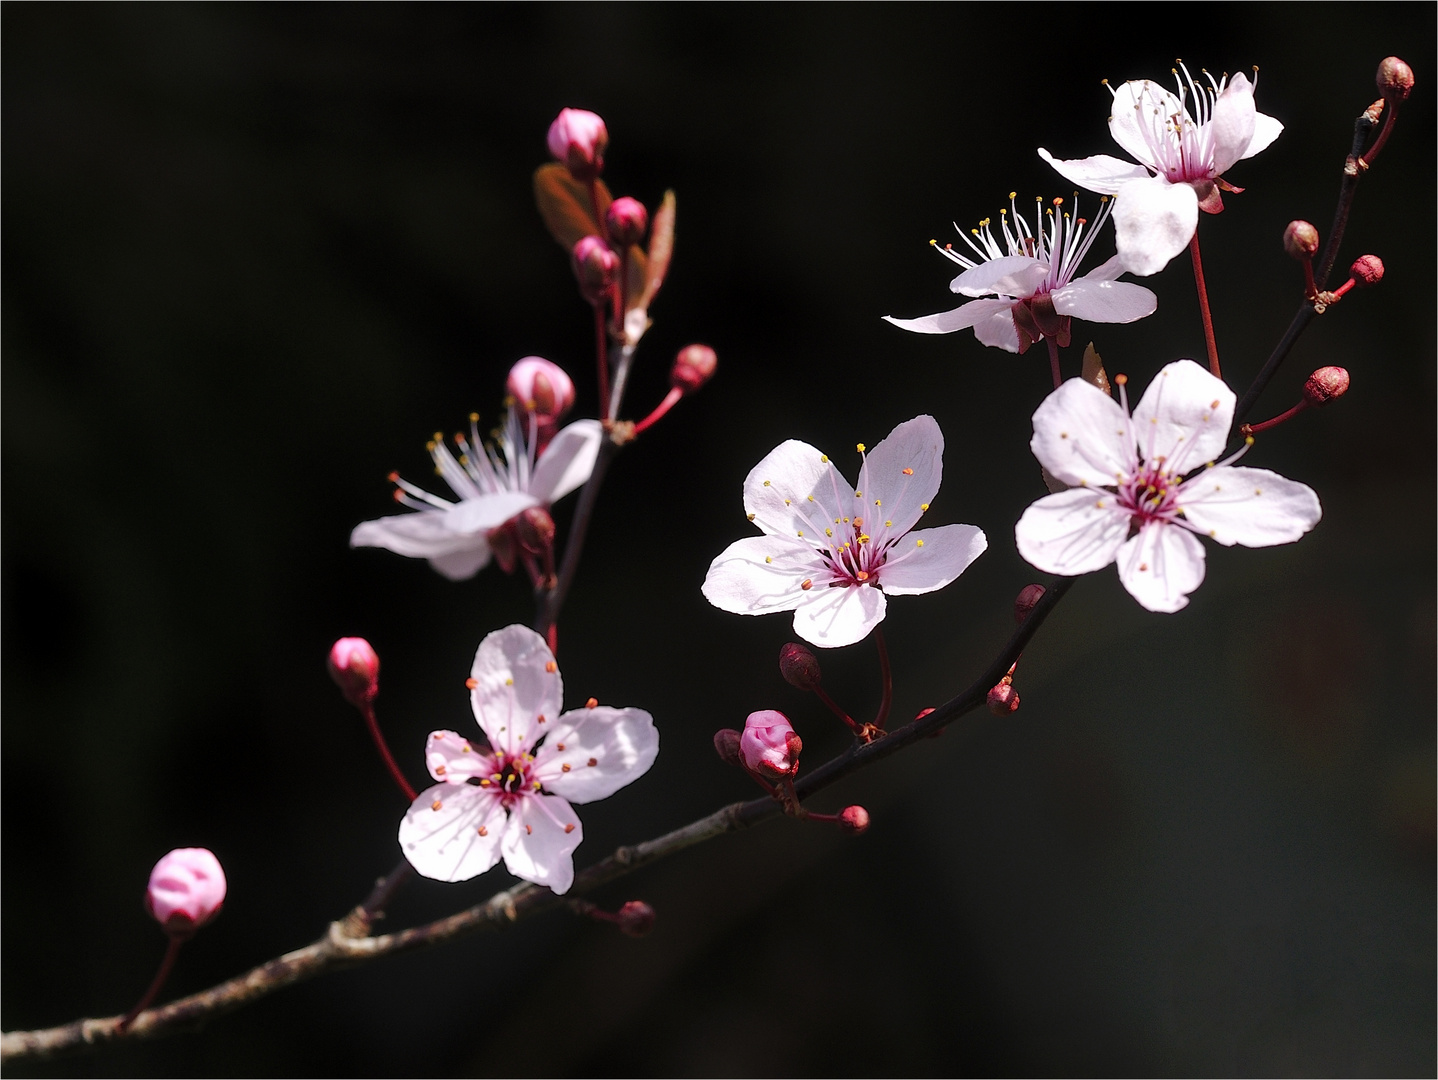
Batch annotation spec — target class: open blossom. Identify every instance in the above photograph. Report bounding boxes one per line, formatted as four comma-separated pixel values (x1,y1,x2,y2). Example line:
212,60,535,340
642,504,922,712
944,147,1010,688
1040,65,1283,276
1015,360,1321,612
351,406,601,581
885,193,1156,353
399,625,658,893
703,416,987,648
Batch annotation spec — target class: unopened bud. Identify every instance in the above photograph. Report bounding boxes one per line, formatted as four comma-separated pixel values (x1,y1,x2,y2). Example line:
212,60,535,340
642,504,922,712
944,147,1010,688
507,357,575,423
146,848,226,940
616,900,656,938
1376,57,1415,102
1014,584,1046,624
546,108,608,180
328,637,380,706
838,805,870,835
605,197,649,247
1283,220,1319,261
740,709,799,777
713,728,743,768
1348,254,1384,287
516,506,556,553
571,235,619,304
778,641,822,691
986,682,1020,716
1303,366,1350,407
670,344,718,395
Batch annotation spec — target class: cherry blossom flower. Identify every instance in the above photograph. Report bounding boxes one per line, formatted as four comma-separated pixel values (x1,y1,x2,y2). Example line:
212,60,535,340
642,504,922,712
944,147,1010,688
1015,359,1320,612
351,407,601,581
399,625,658,893
885,193,1156,353
1039,65,1283,276
702,416,987,648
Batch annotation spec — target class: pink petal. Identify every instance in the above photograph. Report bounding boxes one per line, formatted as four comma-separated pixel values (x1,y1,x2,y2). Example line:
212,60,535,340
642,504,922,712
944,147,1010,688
702,535,818,616
970,302,1022,352
398,783,505,883
742,439,849,541
858,415,943,538
883,297,1009,336
1038,148,1151,197
1176,466,1321,547
1131,360,1234,475
350,511,472,559
1015,488,1131,576
1080,254,1127,283
1029,378,1134,487
424,729,490,784
535,706,659,804
878,524,987,595
1113,175,1199,277
791,582,887,649
470,625,563,758
1242,111,1284,161
1051,278,1158,324
428,546,492,581
1105,79,1179,170
1209,72,1259,175
529,419,603,504
502,794,583,894
444,491,539,534
950,255,1048,298
1115,522,1206,613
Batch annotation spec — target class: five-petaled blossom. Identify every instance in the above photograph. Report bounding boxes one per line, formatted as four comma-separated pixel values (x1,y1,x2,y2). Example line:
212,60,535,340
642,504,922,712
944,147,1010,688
885,193,1156,353
351,406,601,581
1039,65,1283,276
702,416,987,648
399,625,658,893
1015,359,1321,612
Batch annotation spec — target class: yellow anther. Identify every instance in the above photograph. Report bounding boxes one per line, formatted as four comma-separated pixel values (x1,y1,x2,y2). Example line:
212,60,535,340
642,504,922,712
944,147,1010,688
825,528,833,537
506,774,515,784
763,480,771,486
468,412,479,422
505,677,514,686
919,503,929,512
431,799,443,811
820,454,829,463
856,570,869,581
884,520,892,528
801,579,813,590
1009,191,1017,198
858,533,870,543
1245,435,1255,446
902,467,913,475
874,499,881,507
807,495,815,502
480,779,490,786
784,498,791,505
765,556,772,563
854,491,862,498
856,443,866,453
797,530,804,537
916,539,924,548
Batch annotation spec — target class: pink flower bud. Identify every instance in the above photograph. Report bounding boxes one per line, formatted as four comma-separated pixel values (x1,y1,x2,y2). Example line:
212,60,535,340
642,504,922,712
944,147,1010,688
616,900,656,938
328,637,379,706
670,344,718,395
146,848,226,939
1283,220,1319,261
713,728,743,768
740,710,799,778
507,356,575,423
1376,57,1415,102
1303,366,1351,408
571,235,619,305
839,805,870,835
986,682,1020,716
546,108,608,179
1014,584,1046,625
1349,255,1384,287
778,641,822,690
605,197,649,247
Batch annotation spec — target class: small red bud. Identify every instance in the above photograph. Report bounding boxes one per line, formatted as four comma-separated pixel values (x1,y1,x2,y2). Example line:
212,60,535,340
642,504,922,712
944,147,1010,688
838,805,870,835
1014,584,1046,624
779,641,822,690
670,344,718,395
616,900,656,938
1376,57,1415,102
546,108,608,180
571,235,619,304
605,197,649,247
986,682,1020,716
713,728,743,768
328,637,380,706
1283,220,1320,261
1303,367,1351,408
1348,255,1384,287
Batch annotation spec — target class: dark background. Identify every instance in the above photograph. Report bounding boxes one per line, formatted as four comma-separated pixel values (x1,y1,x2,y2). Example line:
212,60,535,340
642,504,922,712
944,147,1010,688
4,6,1434,1076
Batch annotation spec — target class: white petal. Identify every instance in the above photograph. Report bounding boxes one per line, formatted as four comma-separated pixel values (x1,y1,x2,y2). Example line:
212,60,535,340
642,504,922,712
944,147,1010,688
859,415,943,538
1051,278,1158,324
950,255,1048,298
529,419,603,504
1115,522,1206,613
742,439,848,541
423,729,490,784
1113,176,1199,277
444,491,539,534
1106,79,1181,169
878,523,986,595
1080,253,1128,283
428,545,492,581
536,706,659,804
1176,466,1321,548
398,783,505,883
970,302,1022,352
1243,111,1284,161
1029,377,1134,487
1038,148,1151,196
502,794,582,894
702,535,819,616
1131,359,1234,475
1015,488,1131,576
350,511,473,559
791,583,886,649
1209,72,1258,175
470,625,562,757
883,297,1009,336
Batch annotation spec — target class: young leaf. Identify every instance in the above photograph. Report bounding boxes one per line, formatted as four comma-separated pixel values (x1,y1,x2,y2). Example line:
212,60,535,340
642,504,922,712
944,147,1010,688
638,190,676,310
533,163,614,250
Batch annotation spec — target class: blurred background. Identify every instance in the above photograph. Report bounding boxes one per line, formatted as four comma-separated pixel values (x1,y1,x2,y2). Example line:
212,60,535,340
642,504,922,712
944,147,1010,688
4,6,1433,1076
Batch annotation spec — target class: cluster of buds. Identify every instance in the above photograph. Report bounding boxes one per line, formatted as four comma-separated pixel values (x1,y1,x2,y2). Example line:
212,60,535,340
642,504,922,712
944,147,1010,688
987,584,1047,717
1287,219,1385,311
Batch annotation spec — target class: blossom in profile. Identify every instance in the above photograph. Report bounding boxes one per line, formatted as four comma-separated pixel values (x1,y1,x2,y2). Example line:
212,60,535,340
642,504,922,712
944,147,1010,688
885,193,1156,353
399,625,658,894
1015,359,1321,612
351,405,601,581
703,416,987,648
1039,65,1283,276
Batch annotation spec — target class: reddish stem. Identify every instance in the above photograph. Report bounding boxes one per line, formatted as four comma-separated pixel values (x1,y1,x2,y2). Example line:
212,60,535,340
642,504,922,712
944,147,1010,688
632,387,683,435
1045,336,1062,390
1244,399,1310,435
873,626,893,730
361,703,417,802
593,303,610,421
1189,230,1221,379
545,622,559,658
1360,100,1400,168
118,935,184,1032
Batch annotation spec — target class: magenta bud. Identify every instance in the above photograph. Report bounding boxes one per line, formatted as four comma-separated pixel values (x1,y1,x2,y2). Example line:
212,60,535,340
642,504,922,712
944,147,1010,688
1014,584,1047,624
605,197,649,247
839,805,871,835
507,356,575,423
713,728,743,768
1349,255,1384,287
571,235,619,304
986,682,1020,716
778,641,822,691
146,848,226,940
670,344,718,396
329,637,380,706
616,900,656,938
1377,57,1415,102
546,108,608,179
740,709,799,777
1283,220,1320,261
1303,366,1351,408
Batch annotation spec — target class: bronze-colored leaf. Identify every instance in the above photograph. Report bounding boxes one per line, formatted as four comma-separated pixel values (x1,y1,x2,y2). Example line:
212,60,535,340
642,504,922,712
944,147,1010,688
624,244,648,311
533,163,614,251
1081,342,1111,396
638,189,676,310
